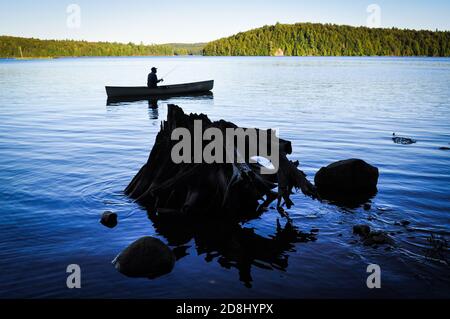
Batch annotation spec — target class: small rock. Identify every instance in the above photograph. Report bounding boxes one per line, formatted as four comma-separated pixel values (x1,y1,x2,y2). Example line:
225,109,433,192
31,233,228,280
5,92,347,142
353,224,371,237
100,211,118,228
310,228,320,233
113,236,175,278
392,133,416,145
400,220,410,227
363,203,371,211
363,231,394,246
353,225,394,246
439,147,450,151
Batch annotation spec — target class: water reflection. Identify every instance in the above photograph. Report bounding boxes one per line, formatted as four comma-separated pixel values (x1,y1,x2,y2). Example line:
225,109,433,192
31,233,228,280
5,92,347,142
149,215,317,287
106,92,214,120
106,92,214,106
148,104,159,119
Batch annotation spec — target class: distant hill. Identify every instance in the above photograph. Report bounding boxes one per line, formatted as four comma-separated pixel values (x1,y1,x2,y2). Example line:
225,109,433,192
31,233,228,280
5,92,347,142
164,43,206,56
3,23,449,58
203,23,450,56
0,36,205,58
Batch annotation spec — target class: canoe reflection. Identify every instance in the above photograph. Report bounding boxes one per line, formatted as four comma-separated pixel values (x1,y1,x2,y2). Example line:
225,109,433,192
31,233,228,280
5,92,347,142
106,91,214,106
149,215,317,287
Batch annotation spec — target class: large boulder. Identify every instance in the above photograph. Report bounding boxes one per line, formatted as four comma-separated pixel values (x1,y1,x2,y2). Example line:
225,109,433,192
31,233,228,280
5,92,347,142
314,159,379,205
113,236,175,278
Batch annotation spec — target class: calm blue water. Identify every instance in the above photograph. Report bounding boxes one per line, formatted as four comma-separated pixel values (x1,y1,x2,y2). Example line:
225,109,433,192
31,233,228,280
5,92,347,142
0,57,449,298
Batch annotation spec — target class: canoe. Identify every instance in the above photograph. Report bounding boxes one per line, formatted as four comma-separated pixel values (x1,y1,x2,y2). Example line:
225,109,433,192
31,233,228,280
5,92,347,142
105,80,214,98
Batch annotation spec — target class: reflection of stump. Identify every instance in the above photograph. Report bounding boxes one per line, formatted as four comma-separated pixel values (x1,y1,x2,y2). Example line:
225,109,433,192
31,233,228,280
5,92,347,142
125,104,316,220
151,216,317,287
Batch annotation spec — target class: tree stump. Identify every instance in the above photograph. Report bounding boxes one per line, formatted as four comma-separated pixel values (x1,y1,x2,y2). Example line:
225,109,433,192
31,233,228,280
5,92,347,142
125,104,317,220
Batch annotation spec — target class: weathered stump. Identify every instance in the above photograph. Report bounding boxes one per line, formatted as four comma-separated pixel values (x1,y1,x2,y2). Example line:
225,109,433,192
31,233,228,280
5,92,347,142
125,104,316,220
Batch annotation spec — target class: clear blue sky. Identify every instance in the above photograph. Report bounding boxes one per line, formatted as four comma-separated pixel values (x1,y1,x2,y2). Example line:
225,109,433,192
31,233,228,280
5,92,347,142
1,0,449,44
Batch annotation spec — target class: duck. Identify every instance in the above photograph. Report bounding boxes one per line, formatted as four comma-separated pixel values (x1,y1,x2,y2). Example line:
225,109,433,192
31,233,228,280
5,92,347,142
392,133,417,145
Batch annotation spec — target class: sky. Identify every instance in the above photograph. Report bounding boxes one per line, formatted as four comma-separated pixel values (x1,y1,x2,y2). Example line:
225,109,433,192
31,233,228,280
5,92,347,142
0,0,449,44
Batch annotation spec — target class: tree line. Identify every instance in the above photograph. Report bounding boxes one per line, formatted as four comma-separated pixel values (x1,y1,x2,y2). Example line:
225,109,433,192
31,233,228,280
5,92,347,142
0,36,204,58
2,23,449,58
202,23,450,56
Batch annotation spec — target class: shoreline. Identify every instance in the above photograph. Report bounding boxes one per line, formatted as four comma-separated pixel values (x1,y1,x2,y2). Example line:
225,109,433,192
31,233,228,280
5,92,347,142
1,55,449,60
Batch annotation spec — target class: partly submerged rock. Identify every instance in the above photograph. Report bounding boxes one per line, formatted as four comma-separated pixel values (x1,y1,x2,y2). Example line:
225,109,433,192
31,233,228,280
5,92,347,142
314,159,379,206
353,225,394,246
363,231,394,246
113,236,175,278
100,211,118,228
399,220,411,227
353,224,371,237
392,133,416,145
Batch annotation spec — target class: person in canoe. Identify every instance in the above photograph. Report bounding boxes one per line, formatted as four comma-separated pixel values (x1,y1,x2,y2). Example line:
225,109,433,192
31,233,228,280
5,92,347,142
147,67,164,88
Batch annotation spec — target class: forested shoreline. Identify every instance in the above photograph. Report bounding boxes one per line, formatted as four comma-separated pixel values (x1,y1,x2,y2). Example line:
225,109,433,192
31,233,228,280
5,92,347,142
2,23,450,58
0,36,204,58
203,23,450,57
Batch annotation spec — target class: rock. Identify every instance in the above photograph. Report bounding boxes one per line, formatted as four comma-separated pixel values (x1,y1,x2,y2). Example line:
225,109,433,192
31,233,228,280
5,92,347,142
113,236,175,278
363,231,394,246
392,133,416,145
314,159,379,206
400,220,410,227
310,228,320,233
439,147,450,151
363,203,371,211
100,211,117,228
353,224,371,237
353,225,394,246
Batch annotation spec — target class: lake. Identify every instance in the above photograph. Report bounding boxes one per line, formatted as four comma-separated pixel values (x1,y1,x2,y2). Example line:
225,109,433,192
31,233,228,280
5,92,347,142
0,56,449,298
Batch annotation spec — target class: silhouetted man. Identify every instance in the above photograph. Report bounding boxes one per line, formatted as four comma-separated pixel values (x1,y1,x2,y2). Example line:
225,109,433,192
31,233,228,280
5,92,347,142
147,67,163,88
